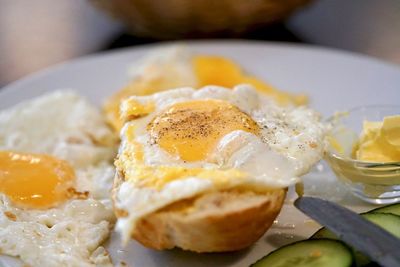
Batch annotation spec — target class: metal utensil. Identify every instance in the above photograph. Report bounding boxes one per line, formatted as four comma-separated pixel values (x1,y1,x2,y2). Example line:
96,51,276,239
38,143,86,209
295,196,400,267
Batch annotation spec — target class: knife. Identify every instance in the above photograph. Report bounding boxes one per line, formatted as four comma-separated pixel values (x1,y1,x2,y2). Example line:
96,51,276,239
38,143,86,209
294,196,400,267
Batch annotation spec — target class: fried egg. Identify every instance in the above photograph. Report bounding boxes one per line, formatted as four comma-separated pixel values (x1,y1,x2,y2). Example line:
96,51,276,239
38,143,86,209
0,91,117,267
114,85,326,243
104,45,307,132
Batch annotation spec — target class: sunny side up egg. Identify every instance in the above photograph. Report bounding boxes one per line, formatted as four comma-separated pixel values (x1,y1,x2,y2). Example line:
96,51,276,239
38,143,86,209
114,85,327,243
0,91,117,267
103,45,308,132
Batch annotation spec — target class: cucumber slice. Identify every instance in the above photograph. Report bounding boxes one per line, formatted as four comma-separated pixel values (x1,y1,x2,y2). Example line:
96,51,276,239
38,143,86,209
311,213,400,239
361,213,400,237
311,227,336,240
311,213,400,266
368,203,400,216
251,239,354,267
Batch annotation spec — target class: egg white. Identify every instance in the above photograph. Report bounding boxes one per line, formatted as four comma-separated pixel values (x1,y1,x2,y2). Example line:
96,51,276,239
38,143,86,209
115,85,327,241
0,91,116,169
0,91,117,267
127,45,197,88
120,85,325,173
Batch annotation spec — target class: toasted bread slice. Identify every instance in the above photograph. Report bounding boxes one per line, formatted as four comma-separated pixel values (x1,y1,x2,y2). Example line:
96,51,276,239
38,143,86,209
112,171,286,252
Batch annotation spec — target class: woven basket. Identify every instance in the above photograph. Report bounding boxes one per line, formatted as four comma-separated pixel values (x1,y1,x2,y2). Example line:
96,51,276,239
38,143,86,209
90,0,313,39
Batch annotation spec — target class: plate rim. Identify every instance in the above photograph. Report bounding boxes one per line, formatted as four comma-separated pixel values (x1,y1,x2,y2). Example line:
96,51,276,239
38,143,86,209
1,39,399,96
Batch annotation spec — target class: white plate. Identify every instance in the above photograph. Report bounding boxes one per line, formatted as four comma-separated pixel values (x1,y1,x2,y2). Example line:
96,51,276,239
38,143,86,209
1,41,400,267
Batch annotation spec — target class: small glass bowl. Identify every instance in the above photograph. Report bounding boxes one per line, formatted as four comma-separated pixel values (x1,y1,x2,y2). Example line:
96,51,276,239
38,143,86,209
325,105,400,204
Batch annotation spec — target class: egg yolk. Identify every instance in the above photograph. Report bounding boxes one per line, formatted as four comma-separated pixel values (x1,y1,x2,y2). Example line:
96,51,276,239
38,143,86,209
147,99,260,162
122,98,155,121
192,56,308,106
0,151,76,209
104,76,184,131
104,54,307,133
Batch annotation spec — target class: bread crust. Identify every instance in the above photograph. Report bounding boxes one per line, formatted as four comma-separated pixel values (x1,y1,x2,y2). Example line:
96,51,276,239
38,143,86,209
113,171,286,252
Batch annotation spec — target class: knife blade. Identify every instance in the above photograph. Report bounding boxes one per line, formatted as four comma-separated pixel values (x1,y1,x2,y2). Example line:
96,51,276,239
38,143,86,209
294,196,400,267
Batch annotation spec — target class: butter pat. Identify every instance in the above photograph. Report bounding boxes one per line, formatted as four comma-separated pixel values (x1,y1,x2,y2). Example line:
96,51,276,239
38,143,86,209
382,116,400,146
354,115,400,162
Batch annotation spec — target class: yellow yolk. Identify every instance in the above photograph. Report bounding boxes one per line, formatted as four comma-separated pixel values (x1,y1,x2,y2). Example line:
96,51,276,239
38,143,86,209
120,165,247,190
115,123,249,190
193,56,308,106
123,124,144,163
104,54,307,133
122,98,155,121
0,151,76,209
147,99,260,162
104,76,185,131
353,115,400,162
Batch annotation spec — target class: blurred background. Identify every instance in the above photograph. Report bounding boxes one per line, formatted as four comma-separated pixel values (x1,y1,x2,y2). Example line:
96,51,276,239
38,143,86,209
1,0,399,87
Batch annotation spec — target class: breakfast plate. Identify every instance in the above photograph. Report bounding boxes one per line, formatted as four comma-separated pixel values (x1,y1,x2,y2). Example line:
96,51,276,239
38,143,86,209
1,41,400,267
